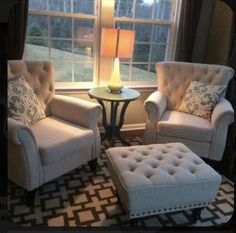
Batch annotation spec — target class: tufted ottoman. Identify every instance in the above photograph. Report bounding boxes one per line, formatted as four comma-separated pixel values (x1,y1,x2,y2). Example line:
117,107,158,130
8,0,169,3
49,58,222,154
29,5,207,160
106,143,222,223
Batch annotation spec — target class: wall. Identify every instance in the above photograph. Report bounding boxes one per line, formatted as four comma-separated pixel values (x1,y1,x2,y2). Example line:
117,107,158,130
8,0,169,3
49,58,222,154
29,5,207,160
58,88,154,131
205,1,234,64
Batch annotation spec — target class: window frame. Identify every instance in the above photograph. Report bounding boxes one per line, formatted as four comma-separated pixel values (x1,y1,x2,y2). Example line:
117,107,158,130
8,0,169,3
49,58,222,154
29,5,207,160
25,0,182,90
25,0,100,89
114,0,182,87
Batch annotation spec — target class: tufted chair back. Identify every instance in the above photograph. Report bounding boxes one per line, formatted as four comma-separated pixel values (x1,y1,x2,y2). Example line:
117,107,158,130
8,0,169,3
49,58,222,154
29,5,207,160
156,61,234,110
8,60,55,114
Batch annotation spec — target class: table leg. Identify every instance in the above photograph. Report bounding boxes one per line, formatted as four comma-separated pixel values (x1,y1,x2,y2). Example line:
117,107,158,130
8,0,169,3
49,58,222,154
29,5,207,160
97,99,108,141
95,99,131,146
116,101,131,146
110,101,119,147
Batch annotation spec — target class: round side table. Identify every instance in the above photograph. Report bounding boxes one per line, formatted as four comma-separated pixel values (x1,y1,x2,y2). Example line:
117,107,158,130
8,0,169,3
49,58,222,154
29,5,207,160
88,86,140,147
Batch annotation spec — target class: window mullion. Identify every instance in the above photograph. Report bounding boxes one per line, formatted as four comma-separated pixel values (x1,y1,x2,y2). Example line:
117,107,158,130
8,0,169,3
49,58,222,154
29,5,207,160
72,16,75,82
148,24,155,81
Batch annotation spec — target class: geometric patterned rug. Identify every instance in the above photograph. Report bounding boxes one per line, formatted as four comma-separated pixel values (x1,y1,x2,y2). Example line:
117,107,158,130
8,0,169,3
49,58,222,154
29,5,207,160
8,136,234,227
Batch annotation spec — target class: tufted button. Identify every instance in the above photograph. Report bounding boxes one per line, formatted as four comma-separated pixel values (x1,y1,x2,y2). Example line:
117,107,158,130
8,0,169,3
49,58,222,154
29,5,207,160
173,161,179,167
157,156,163,161
130,166,136,172
162,149,168,154
122,153,128,158
180,149,188,153
177,154,183,159
136,157,142,163
152,163,158,168
189,167,196,174
142,151,149,156
129,148,135,152
169,169,175,175
148,146,154,150
193,160,201,165
145,171,153,179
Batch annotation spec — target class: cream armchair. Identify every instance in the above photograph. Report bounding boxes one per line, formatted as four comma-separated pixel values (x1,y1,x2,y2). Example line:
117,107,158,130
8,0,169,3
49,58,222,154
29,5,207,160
144,61,234,161
8,60,102,205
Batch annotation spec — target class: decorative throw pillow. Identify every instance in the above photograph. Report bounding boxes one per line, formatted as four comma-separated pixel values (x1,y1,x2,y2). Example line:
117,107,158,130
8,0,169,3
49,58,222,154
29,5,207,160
179,81,226,120
8,76,46,126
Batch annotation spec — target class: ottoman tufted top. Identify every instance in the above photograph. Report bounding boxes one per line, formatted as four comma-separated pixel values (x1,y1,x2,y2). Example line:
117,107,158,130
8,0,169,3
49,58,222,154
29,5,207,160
106,143,221,191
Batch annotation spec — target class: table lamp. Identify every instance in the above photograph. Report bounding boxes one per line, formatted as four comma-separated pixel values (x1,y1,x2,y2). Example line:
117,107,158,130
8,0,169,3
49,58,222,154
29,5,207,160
100,28,135,93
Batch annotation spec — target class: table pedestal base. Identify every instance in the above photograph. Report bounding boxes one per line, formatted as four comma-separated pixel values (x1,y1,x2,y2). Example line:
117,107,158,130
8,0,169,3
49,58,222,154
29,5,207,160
98,100,130,147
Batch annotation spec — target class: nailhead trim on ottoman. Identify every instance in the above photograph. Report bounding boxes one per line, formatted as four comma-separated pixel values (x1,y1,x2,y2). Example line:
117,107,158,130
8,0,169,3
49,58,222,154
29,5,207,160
105,143,222,219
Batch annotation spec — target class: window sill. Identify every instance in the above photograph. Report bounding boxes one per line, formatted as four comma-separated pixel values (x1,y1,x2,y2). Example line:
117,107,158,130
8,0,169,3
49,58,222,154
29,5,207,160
55,85,157,94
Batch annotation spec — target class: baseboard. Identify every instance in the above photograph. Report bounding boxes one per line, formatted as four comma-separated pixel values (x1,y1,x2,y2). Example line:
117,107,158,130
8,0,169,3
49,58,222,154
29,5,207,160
99,123,146,136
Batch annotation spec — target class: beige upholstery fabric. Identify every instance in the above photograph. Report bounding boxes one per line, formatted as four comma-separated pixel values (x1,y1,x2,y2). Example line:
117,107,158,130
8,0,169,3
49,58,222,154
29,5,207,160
106,143,221,219
144,61,234,161
157,111,213,142
31,117,93,165
8,60,102,191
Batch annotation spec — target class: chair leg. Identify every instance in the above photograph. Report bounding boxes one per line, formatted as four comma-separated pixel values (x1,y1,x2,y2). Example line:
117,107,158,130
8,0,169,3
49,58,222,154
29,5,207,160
191,207,203,224
25,190,36,207
88,158,97,172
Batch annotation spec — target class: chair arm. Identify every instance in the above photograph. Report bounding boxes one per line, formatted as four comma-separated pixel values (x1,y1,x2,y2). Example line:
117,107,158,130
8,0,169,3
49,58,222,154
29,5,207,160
211,98,234,127
8,118,41,191
144,91,167,144
8,118,38,146
49,94,102,129
144,91,167,122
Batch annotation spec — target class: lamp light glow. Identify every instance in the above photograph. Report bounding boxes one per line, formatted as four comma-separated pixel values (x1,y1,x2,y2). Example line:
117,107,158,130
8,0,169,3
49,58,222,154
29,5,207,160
101,28,135,93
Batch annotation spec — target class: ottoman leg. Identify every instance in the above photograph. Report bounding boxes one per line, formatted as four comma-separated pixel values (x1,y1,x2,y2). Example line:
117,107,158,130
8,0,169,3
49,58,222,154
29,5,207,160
192,207,204,224
130,218,143,227
88,158,97,172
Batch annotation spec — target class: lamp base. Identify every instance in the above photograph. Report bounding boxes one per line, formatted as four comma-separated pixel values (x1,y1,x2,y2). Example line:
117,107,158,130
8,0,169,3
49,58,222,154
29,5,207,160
107,88,122,94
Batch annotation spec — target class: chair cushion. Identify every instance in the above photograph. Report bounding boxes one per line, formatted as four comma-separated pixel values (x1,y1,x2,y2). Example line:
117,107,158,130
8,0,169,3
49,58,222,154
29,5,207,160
179,81,226,119
8,75,46,126
157,111,213,142
31,116,93,165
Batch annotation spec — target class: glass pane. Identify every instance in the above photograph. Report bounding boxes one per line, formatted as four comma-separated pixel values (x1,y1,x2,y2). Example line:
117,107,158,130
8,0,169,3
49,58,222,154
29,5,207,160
49,0,71,13
74,41,94,62
115,0,133,18
74,63,93,82
133,44,150,62
54,63,73,82
151,44,166,62
135,23,152,43
74,20,94,62
115,22,133,30
154,0,173,20
135,0,154,19
149,64,157,81
153,25,169,43
131,64,149,81
74,20,94,41
29,0,47,10
25,40,49,59
73,0,95,15
27,15,48,37
120,63,130,81
50,17,72,38
50,40,72,60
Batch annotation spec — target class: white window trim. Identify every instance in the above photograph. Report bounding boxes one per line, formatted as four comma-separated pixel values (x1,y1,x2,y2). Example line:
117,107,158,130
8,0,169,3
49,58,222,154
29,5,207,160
25,0,182,91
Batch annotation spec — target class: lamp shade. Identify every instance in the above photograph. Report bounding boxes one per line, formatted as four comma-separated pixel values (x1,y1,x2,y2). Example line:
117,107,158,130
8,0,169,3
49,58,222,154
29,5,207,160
100,28,135,58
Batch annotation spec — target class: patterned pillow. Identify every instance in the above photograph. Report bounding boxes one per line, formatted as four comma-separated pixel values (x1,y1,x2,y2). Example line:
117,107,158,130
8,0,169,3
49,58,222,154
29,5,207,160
8,76,46,126
179,81,226,120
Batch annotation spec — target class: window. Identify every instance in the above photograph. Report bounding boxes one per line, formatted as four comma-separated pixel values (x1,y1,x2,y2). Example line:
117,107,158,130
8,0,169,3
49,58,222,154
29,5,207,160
25,0,98,87
25,0,181,88
115,0,180,84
